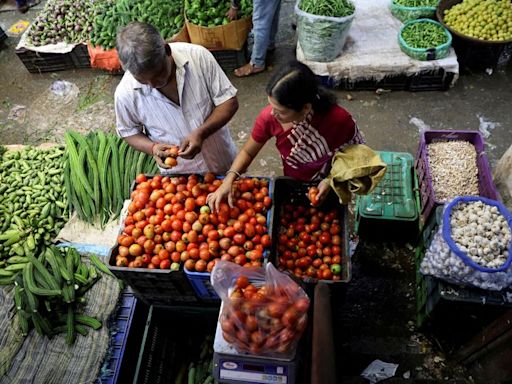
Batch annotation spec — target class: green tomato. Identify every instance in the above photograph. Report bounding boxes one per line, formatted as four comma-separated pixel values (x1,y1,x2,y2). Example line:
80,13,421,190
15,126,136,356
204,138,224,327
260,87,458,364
330,264,341,275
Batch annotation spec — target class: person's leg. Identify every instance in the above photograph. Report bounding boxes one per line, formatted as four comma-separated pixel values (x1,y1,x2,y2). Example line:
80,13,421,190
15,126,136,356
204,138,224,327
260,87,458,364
268,0,282,51
234,0,281,76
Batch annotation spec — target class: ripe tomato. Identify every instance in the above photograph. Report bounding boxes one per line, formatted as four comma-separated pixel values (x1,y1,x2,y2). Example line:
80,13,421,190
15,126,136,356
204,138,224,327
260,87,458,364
195,259,207,272
184,259,195,271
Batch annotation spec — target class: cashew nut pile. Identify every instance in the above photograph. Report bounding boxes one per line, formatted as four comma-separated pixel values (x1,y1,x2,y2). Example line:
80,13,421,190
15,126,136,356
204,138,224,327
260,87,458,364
427,141,479,202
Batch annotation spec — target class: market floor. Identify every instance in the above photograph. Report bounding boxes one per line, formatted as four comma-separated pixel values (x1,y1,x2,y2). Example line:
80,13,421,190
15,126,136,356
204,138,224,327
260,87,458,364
1,0,512,382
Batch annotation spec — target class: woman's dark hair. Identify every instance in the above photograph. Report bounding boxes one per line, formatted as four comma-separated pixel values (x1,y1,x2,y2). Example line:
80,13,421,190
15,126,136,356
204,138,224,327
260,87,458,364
265,60,337,114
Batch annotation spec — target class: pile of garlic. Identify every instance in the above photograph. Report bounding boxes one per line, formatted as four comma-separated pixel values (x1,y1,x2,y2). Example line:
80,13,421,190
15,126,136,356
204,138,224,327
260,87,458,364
450,201,511,268
420,200,512,291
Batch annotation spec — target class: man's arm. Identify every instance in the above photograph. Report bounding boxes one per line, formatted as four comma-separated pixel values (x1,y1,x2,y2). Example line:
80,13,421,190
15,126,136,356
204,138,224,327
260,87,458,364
179,96,238,159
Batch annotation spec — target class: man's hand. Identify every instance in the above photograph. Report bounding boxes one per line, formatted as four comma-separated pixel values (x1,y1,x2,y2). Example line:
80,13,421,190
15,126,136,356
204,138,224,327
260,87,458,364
152,142,175,169
179,131,203,159
226,6,238,20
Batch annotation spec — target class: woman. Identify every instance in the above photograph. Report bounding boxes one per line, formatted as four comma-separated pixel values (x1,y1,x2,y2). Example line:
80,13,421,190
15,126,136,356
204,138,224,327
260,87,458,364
207,60,364,211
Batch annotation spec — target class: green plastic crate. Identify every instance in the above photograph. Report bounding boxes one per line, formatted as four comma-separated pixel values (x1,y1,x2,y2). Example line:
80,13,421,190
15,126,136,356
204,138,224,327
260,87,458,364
355,151,420,240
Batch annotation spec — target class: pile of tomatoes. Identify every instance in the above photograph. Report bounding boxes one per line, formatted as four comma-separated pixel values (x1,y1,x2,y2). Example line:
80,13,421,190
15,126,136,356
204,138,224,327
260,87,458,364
276,204,343,281
220,275,309,356
114,174,272,272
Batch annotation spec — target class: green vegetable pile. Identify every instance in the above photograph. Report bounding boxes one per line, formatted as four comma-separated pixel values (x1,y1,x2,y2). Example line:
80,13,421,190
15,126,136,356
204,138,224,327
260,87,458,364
186,0,253,27
0,146,67,278
393,0,438,7
27,0,96,46
175,335,215,384
299,0,354,17
64,131,158,226
12,246,107,345
90,0,184,50
401,21,449,48
443,0,512,41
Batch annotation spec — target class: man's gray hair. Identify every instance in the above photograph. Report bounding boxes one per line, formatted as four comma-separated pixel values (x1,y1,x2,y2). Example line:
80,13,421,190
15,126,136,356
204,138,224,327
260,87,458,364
116,22,167,76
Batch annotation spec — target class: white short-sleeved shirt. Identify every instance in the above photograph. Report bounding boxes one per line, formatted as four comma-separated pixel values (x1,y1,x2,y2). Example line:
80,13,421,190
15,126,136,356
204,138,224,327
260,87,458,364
114,42,238,174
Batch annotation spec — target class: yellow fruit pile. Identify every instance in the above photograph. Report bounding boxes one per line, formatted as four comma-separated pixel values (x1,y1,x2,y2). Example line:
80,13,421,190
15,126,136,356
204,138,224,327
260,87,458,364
444,0,512,41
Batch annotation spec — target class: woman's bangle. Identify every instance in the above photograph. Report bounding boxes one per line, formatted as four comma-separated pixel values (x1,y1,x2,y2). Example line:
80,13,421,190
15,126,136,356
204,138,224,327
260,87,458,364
226,170,241,179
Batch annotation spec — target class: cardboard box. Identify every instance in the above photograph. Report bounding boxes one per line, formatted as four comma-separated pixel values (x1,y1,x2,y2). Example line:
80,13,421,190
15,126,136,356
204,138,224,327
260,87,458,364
185,16,252,50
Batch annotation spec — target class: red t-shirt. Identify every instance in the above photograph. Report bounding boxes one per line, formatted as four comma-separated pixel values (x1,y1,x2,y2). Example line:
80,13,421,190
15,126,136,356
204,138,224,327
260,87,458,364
252,104,361,181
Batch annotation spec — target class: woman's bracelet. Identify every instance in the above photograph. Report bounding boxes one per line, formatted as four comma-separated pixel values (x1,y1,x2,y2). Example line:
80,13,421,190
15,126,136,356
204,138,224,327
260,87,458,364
226,170,241,179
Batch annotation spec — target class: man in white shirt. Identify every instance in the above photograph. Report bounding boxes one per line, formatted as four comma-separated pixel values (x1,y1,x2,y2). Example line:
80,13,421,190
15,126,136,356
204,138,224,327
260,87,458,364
115,22,238,174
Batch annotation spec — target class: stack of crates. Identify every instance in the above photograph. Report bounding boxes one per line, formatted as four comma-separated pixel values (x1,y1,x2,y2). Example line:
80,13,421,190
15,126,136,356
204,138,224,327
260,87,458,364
355,151,420,242
413,131,511,350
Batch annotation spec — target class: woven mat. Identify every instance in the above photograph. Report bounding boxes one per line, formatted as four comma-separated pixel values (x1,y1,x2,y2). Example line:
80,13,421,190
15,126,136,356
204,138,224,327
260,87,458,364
0,254,121,384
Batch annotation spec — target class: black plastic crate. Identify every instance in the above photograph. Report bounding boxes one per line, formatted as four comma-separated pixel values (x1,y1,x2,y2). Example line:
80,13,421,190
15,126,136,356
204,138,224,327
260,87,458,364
0,27,7,45
270,177,350,284
71,44,91,69
415,206,512,352
16,47,76,73
97,288,149,384
210,45,248,72
134,305,219,384
318,68,455,92
107,247,198,306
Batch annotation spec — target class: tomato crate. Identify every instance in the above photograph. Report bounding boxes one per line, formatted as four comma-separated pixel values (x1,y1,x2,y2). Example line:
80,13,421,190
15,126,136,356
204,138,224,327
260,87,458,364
415,206,512,350
355,151,421,242
134,305,219,384
184,176,275,302
107,246,198,306
97,287,148,384
414,130,499,226
269,177,350,284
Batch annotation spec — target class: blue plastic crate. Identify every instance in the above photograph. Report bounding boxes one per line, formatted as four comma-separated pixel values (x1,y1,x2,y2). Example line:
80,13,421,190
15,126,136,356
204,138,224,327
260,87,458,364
184,176,275,302
97,288,141,384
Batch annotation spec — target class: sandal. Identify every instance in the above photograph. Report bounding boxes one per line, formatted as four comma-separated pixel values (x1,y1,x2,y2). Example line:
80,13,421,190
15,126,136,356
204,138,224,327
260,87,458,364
234,63,265,78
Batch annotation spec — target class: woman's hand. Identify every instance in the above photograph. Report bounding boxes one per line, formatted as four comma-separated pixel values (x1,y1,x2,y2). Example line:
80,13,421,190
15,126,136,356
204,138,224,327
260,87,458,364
207,179,234,212
315,179,331,205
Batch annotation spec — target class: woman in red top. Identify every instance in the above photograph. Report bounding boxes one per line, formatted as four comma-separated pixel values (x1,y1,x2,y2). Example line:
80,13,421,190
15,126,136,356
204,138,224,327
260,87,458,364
207,60,364,211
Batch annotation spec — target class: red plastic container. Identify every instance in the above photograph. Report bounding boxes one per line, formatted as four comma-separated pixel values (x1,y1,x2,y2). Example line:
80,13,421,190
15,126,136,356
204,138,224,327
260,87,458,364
414,130,499,225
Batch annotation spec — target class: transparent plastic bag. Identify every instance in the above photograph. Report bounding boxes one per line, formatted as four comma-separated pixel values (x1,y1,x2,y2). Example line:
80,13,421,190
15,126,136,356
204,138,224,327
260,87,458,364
295,0,355,62
211,261,310,358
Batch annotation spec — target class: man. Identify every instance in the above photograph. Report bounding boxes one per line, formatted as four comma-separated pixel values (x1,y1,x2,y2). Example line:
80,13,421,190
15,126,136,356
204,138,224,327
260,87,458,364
115,22,238,174
227,0,282,77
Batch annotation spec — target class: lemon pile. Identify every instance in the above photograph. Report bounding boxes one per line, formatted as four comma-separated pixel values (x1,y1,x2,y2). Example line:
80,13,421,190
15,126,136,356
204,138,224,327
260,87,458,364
443,0,512,41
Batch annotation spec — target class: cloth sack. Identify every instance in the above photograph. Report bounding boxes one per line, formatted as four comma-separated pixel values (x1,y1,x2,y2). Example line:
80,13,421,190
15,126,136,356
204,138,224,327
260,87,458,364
328,144,387,204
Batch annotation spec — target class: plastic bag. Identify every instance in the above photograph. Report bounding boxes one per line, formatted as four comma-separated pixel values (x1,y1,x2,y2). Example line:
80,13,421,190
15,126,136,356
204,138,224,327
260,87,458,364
390,1,437,24
211,261,310,359
295,0,355,62
420,196,512,291
87,43,122,72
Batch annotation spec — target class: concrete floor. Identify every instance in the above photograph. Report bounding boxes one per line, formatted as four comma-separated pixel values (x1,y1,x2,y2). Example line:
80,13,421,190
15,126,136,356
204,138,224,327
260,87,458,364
1,0,511,382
